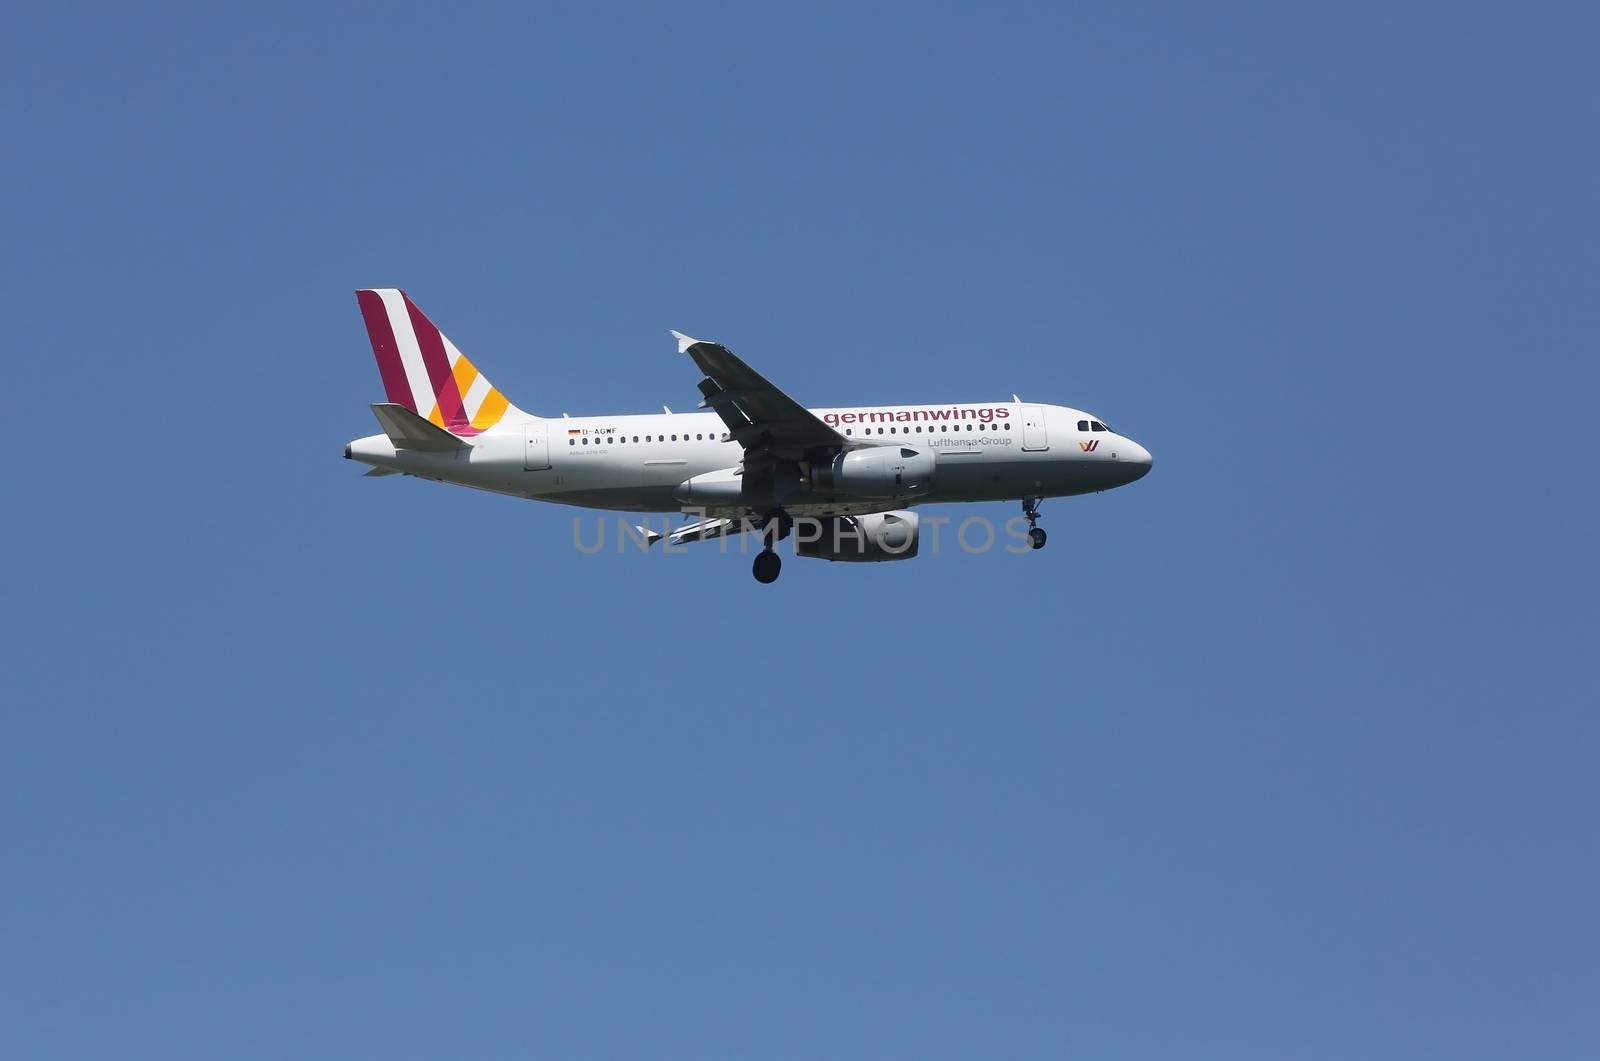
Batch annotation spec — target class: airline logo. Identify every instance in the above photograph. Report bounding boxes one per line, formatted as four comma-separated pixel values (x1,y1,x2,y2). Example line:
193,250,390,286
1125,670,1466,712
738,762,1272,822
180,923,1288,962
1080,440,1099,452
356,289,511,436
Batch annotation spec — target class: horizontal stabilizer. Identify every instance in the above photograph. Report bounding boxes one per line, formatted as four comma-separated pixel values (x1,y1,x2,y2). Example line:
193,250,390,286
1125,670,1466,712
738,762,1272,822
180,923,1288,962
657,517,742,547
370,403,467,451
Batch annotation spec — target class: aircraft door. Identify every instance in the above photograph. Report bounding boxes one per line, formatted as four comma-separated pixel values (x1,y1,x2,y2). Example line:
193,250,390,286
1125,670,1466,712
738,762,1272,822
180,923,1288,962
1020,405,1049,451
524,422,551,470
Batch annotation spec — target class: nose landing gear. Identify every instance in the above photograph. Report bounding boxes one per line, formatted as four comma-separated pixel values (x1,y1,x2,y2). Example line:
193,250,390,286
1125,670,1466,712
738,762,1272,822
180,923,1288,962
1022,497,1047,550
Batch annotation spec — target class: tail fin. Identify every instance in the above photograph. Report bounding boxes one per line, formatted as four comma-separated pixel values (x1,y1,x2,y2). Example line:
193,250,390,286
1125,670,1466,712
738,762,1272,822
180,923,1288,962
355,289,530,436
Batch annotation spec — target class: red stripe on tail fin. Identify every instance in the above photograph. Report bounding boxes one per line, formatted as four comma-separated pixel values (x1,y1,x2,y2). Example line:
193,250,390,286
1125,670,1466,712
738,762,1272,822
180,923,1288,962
403,293,470,428
356,290,415,409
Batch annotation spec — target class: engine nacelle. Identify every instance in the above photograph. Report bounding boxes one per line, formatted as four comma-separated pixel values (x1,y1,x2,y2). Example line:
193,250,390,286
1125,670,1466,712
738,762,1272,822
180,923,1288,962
809,446,934,500
675,466,744,505
795,511,920,563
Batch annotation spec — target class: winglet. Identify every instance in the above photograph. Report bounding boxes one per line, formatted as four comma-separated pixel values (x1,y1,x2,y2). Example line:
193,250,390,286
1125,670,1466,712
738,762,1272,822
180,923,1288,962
370,403,468,451
634,525,663,547
670,330,701,354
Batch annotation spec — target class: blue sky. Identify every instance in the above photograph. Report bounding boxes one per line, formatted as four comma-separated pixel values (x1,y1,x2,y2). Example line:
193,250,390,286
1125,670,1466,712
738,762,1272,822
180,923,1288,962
4,2,1596,1057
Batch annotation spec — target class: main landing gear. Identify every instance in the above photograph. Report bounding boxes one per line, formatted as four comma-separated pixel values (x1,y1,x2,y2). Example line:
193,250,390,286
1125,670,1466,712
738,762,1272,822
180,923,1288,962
752,509,792,584
1022,496,1047,550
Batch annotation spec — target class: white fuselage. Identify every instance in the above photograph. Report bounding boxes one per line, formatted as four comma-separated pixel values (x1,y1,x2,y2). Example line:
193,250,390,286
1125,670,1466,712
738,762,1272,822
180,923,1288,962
347,401,1153,516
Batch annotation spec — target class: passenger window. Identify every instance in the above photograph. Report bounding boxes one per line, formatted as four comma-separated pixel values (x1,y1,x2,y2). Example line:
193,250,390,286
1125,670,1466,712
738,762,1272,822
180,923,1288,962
890,427,896,434
696,433,703,440
671,434,677,441
941,425,947,432
582,438,589,445
1005,423,1011,430
633,436,639,443
569,438,575,446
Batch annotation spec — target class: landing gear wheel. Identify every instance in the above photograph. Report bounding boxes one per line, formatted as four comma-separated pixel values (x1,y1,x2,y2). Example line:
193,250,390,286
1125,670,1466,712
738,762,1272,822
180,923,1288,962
753,550,782,584
1021,496,1046,551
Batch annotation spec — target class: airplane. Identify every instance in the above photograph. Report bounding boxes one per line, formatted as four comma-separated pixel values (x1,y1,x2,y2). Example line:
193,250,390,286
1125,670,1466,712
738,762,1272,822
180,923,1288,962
343,289,1153,583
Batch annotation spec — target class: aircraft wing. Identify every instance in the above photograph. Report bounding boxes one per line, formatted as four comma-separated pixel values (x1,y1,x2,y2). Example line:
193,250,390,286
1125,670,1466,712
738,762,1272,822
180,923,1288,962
672,331,847,459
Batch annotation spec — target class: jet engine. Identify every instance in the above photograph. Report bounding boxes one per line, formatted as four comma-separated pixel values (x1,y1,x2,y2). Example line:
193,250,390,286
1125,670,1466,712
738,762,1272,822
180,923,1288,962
795,511,920,563
806,446,934,500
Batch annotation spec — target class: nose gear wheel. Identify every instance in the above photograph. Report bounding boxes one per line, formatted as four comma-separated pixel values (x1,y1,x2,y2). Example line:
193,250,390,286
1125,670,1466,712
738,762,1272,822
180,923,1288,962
1022,497,1047,550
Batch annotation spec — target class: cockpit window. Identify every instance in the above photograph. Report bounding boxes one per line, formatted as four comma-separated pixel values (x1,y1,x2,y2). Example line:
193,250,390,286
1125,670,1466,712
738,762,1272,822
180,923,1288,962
1077,420,1089,431
1090,421,1107,432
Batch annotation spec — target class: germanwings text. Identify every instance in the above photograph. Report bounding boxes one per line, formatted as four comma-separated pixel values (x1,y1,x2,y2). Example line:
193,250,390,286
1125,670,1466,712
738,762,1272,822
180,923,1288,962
820,405,1011,427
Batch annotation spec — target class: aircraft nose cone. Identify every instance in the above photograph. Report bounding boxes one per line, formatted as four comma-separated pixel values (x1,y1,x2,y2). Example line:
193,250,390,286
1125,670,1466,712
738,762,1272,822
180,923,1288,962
1124,441,1153,481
